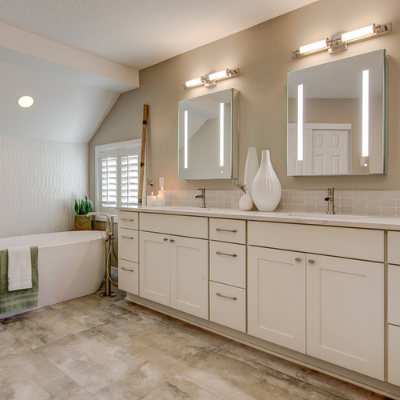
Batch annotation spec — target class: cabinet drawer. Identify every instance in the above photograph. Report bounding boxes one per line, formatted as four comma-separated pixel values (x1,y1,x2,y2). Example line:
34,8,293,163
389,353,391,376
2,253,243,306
388,324,400,386
210,281,246,332
118,259,138,295
388,231,400,265
210,218,246,244
140,213,208,239
388,264,400,325
118,211,138,230
248,221,384,262
210,241,246,288
118,228,138,262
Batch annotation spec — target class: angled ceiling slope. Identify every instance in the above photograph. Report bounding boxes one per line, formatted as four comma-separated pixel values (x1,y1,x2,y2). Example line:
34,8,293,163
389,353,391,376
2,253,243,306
0,22,139,144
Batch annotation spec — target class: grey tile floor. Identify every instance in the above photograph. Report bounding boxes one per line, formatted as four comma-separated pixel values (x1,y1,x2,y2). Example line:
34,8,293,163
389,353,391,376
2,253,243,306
0,284,390,400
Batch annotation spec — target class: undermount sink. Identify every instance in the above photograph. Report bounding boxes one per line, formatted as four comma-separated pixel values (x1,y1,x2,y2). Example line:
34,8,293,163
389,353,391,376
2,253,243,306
287,212,362,220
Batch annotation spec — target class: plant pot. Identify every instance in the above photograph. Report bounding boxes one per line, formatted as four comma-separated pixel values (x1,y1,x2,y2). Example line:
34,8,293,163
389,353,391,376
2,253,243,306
74,215,94,230
239,193,254,211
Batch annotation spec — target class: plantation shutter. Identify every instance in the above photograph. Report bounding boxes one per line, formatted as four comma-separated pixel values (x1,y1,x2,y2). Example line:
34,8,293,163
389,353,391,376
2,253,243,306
120,148,140,208
98,145,141,213
100,150,118,208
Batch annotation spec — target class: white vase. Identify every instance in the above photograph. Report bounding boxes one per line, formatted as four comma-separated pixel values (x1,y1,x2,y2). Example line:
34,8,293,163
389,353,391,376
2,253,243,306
239,193,253,211
252,150,281,211
244,147,259,198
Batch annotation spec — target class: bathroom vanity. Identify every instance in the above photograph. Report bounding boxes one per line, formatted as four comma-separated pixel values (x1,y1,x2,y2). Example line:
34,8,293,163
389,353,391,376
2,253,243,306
117,206,400,399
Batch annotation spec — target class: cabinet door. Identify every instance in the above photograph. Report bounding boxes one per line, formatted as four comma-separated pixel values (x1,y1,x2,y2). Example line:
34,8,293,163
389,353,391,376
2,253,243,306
248,247,306,353
139,231,170,306
307,254,384,380
170,236,209,319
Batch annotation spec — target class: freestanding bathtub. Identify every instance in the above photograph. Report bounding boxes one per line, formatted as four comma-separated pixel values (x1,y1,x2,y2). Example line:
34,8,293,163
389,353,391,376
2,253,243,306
0,230,105,319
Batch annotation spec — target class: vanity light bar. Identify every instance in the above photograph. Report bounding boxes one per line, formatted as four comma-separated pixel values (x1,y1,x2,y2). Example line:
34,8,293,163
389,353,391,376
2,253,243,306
292,22,391,58
183,68,239,89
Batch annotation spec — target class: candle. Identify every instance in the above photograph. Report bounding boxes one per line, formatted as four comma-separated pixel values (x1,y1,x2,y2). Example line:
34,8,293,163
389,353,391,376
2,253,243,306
155,197,164,207
158,188,166,205
147,195,156,206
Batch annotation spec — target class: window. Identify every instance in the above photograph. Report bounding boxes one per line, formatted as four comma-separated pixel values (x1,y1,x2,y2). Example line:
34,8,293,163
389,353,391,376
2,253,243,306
95,140,141,214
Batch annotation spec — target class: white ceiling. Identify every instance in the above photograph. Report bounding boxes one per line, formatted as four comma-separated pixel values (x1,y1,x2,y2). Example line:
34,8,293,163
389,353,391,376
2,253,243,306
0,0,318,144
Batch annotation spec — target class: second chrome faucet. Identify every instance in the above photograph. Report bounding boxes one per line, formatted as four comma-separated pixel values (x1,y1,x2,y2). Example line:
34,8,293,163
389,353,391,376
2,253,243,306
195,188,206,208
325,187,335,214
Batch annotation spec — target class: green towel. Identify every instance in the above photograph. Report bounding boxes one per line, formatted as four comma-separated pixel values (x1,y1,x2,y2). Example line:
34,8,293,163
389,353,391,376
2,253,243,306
0,247,39,314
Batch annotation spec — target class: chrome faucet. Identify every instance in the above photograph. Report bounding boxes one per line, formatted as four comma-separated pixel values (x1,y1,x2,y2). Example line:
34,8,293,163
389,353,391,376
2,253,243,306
325,187,335,214
195,188,206,208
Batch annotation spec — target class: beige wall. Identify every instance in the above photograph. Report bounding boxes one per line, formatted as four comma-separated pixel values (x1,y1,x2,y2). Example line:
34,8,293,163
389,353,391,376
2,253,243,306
89,0,400,203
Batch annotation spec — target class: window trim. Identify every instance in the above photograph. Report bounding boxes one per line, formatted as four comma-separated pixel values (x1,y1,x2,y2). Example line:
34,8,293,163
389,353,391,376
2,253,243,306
95,139,143,215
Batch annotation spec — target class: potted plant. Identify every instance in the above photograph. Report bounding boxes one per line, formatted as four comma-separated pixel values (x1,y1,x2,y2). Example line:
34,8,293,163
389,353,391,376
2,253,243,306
74,195,94,230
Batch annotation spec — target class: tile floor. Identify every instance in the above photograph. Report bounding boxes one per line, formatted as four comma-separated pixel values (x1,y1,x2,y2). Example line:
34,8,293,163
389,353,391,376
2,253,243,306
0,284,392,400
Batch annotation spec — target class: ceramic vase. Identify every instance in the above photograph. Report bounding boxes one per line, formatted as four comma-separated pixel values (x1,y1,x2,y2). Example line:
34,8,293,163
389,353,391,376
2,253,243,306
251,150,281,211
244,147,259,198
239,193,253,211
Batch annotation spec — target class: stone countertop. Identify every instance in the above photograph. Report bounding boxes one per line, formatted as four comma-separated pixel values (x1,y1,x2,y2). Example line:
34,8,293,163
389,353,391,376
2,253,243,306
117,206,400,231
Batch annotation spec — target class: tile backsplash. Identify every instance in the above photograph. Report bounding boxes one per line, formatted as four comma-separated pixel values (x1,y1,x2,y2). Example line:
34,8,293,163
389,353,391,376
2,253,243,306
161,189,400,217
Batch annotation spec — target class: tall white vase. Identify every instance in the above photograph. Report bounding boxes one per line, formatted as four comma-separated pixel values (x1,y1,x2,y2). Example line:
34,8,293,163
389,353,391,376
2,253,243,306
244,147,259,198
251,150,281,212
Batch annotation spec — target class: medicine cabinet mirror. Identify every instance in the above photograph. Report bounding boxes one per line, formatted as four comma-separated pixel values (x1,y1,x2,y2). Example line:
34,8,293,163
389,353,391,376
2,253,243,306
178,88,238,180
287,49,386,176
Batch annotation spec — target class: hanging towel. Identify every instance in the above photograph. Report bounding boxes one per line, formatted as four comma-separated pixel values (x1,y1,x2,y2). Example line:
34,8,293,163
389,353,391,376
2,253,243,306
0,247,39,314
8,246,32,291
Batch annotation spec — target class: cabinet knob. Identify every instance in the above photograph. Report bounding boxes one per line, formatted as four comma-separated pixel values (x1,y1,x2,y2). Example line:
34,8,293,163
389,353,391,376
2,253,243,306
295,257,302,262
170,239,175,243
308,259,315,264
163,238,168,241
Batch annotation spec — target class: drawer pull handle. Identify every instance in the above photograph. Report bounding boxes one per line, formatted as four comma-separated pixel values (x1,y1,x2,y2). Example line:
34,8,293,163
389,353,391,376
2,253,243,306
295,257,302,262
216,292,237,300
216,251,237,258
163,238,168,241
216,228,238,233
308,259,315,264
122,236,134,240
170,239,175,243
121,267,134,272
121,218,134,222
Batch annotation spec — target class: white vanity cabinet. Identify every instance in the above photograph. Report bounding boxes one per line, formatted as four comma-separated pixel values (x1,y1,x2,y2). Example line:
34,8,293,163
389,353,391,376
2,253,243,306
248,221,385,380
247,246,306,353
209,218,247,332
139,213,209,319
117,211,139,295
307,254,384,380
387,232,400,386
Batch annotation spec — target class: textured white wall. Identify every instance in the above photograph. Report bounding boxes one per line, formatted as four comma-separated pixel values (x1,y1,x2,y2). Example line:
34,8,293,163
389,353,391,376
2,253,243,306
0,135,88,238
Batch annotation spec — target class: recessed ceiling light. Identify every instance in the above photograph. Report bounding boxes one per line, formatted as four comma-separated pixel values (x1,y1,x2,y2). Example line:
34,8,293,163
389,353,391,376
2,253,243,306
17,95,34,108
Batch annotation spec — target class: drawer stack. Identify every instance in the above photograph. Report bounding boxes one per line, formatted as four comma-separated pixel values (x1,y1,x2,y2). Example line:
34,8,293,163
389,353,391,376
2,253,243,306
209,218,246,332
118,211,139,295
387,232,400,386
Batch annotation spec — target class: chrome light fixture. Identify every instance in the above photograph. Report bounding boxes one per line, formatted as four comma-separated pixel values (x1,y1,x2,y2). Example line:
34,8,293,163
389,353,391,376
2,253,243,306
184,68,239,89
292,23,391,58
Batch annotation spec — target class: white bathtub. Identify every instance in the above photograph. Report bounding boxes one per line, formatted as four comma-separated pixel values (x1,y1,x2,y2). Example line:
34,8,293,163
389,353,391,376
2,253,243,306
0,230,105,318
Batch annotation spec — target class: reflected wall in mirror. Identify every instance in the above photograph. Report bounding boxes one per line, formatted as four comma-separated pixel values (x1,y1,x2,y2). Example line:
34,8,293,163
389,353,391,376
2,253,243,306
287,49,386,176
178,88,238,180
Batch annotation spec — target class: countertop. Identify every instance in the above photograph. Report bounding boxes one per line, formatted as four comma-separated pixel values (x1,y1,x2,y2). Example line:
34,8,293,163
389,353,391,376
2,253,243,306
117,206,400,231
